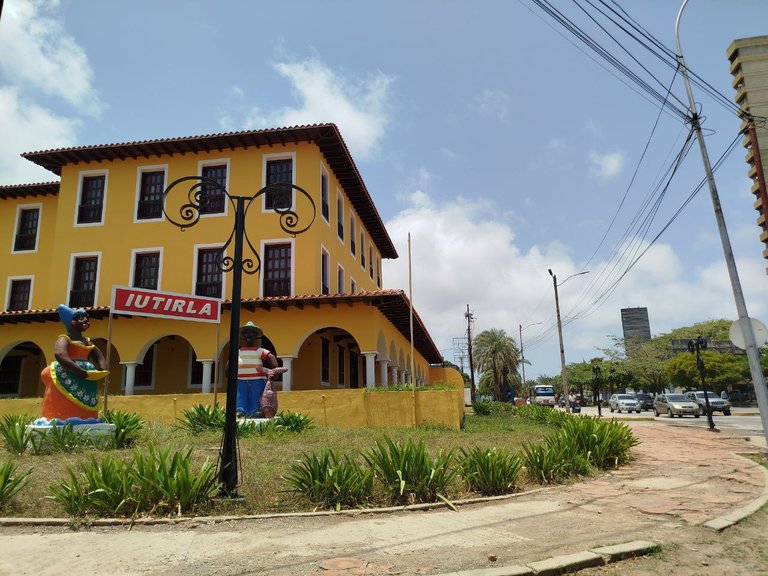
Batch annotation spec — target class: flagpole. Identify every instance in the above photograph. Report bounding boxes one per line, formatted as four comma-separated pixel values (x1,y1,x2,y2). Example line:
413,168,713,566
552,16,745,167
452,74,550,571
408,233,417,427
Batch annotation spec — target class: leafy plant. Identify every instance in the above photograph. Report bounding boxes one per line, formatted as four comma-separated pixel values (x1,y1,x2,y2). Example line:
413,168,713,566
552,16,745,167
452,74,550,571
554,417,638,469
102,410,145,448
520,441,570,484
283,449,373,510
0,414,34,455
273,411,313,433
178,403,225,434
472,401,492,416
0,460,32,507
458,446,522,495
37,423,97,453
364,436,456,505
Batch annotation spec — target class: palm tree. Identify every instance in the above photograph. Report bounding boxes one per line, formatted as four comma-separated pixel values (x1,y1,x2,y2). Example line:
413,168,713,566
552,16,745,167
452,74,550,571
473,328,520,401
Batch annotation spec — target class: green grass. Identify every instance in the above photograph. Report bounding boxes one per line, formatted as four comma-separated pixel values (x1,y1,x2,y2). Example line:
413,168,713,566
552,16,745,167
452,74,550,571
0,411,632,517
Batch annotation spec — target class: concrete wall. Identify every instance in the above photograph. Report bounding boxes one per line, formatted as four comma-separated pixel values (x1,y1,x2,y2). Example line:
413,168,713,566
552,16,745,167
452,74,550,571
0,387,464,429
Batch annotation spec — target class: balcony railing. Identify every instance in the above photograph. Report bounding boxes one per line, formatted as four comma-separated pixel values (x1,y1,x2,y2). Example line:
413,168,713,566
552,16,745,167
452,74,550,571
195,282,222,299
69,289,95,308
137,200,163,220
264,278,291,297
77,203,103,224
13,233,36,251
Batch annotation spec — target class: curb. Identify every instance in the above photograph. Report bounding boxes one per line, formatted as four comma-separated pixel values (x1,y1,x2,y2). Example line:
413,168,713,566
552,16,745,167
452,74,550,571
703,453,768,531
431,540,659,576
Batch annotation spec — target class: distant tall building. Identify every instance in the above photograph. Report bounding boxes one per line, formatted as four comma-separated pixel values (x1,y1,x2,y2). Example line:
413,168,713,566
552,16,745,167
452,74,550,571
621,307,651,342
727,36,768,272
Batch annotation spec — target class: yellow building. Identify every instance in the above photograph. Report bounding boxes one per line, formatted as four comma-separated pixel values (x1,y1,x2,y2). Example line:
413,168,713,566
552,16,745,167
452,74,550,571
0,124,443,400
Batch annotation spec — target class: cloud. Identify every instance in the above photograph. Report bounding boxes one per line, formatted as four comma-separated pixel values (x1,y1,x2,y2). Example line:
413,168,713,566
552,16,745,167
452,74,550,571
0,0,102,114
476,90,510,121
589,150,625,180
382,190,767,378
231,58,394,161
0,87,79,182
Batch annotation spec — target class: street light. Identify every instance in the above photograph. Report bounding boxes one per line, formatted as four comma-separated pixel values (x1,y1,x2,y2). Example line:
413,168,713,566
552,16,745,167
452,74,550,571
519,322,542,400
548,269,589,412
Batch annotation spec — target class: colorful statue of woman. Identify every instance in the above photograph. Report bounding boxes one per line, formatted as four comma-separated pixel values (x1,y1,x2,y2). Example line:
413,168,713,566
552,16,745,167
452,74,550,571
37,305,110,424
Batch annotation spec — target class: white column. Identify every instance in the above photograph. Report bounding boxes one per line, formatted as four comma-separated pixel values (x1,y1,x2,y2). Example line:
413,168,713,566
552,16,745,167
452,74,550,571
121,362,136,396
201,360,213,394
390,366,399,386
279,357,293,391
363,352,377,389
378,360,389,388
398,369,405,385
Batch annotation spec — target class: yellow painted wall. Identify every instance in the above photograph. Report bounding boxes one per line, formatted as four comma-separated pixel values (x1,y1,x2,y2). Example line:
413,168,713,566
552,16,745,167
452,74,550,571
0,388,463,429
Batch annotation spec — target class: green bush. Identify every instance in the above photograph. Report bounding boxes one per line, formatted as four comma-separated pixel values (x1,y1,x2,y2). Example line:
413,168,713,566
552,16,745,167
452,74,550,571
472,401,492,416
0,460,32,508
458,446,522,495
47,443,218,517
554,417,638,469
513,404,569,427
521,441,571,484
283,449,373,510
102,410,145,449
273,411,313,433
364,437,456,505
178,403,225,434
29,423,100,454
0,414,34,455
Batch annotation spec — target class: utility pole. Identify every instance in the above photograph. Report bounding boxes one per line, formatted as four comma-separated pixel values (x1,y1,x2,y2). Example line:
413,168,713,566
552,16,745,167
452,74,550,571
465,305,476,404
676,0,768,448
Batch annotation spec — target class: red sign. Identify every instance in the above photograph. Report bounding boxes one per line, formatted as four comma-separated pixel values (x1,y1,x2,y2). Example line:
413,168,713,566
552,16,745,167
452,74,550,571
111,286,220,323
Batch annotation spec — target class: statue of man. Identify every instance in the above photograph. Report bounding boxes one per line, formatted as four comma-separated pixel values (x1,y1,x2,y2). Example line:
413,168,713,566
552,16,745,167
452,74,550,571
39,305,109,423
236,322,278,418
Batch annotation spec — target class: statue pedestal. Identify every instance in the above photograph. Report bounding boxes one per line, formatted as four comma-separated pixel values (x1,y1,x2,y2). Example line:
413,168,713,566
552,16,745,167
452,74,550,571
26,423,117,436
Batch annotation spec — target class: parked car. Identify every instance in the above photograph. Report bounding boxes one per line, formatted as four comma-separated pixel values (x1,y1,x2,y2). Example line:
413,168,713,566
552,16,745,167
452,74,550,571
685,391,732,416
654,393,701,418
609,394,641,413
634,393,654,411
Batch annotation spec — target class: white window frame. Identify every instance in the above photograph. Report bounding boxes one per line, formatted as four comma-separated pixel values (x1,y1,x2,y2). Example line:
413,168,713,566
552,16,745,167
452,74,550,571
350,277,357,294
5,275,34,311
320,245,331,295
261,152,296,213
129,247,164,291
259,238,296,297
350,214,357,257
336,189,345,243
197,158,230,218
376,256,382,288
74,170,108,227
192,243,227,300
67,251,102,307
133,164,168,223
360,231,366,271
11,203,42,254
337,264,345,294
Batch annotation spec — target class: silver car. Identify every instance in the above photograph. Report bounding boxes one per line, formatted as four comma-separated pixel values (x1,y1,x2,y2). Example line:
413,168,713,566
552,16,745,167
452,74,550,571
654,393,701,418
685,391,732,416
609,394,641,414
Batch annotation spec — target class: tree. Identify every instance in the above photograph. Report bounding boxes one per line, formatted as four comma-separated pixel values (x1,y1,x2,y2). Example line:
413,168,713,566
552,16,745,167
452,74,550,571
472,328,520,401
664,350,744,392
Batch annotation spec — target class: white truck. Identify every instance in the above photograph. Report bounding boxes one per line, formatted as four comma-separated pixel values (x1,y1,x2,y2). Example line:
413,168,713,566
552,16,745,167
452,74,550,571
532,384,556,407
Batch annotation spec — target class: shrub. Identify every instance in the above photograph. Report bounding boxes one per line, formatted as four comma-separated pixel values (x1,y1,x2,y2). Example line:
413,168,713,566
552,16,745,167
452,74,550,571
273,411,313,433
0,460,32,508
472,401,492,416
102,410,145,449
364,437,456,505
0,414,34,455
521,442,571,484
458,446,522,495
283,449,373,510
513,404,569,427
487,402,516,415
178,403,225,434
30,423,100,454
554,417,638,469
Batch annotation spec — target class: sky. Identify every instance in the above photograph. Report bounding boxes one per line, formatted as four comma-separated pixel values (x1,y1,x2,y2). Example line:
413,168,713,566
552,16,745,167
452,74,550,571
2,0,768,380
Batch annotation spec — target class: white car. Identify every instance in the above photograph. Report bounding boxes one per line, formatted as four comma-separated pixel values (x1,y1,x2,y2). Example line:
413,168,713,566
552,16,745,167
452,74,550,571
609,394,641,414
685,391,732,416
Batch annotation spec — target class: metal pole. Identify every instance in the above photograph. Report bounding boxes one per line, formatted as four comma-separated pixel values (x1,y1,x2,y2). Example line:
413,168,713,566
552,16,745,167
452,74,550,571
676,0,768,447
519,324,526,396
220,196,246,496
691,337,717,431
466,305,476,404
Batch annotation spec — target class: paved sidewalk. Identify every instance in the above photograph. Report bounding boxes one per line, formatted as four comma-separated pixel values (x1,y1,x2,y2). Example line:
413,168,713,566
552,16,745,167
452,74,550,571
0,423,766,576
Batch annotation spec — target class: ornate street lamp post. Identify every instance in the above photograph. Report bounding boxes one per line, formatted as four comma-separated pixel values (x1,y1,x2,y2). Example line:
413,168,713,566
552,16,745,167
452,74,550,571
591,363,602,418
163,176,315,496
688,336,718,432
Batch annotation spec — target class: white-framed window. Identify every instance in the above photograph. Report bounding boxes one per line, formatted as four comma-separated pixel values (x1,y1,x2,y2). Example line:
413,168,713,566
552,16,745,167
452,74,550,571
376,256,381,288
320,163,330,223
360,232,366,270
67,252,101,308
336,189,344,242
260,238,295,297
321,246,330,295
12,204,42,253
5,275,33,311
198,159,229,216
350,215,357,256
130,247,163,290
262,152,296,212
75,170,107,226
369,246,374,279
134,165,167,222
337,264,345,294
193,243,225,299
350,277,357,294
